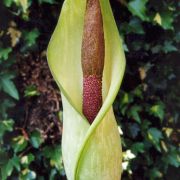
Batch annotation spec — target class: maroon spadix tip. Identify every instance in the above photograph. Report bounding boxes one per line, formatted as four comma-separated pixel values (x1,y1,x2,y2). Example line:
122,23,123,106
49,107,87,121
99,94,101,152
83,75,102,124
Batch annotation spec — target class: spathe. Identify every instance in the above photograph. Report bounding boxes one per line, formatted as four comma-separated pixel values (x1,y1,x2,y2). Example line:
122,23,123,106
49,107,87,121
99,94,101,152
47,0,126,179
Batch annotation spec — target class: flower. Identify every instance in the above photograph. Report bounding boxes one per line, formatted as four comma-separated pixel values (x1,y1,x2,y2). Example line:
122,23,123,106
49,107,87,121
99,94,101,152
47,0,126,179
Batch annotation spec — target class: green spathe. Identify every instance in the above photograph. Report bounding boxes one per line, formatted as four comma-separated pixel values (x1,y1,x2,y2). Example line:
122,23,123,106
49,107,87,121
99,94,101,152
47,0,126,179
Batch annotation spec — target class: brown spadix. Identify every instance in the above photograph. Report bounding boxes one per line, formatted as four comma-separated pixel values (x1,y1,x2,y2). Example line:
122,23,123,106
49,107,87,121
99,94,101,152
81,0,105,124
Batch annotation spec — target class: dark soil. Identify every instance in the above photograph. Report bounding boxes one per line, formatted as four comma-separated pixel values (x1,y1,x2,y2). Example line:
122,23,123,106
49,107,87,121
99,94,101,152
16,52,62,144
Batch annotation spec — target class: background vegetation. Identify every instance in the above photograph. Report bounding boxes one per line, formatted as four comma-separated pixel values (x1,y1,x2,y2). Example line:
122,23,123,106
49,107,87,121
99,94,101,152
0,0,179,179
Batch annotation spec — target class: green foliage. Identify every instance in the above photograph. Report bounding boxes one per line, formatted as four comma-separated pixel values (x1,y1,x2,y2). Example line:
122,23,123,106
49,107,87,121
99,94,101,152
24,85,40,97
127,0,149,21
0,74,19,100
0,0,179,179
38,0,57,4
0,47,12,61
0,119,14,138
30,130,43,148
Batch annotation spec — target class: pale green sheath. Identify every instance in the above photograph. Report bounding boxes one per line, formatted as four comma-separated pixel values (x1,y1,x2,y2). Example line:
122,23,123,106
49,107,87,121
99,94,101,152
47,0,126,179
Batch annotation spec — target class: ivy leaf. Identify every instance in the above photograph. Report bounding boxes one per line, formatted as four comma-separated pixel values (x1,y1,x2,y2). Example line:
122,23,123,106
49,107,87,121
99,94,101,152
0,99,15,119
151,44,162,54
3,0,13,7
174,32,180,43
0,74,19,100
0,119,14,138
141,119,151,131
20,169,36,180
128,18,145,34
153,13,162,26
162,147,180,168
120,18,144,35
128,105,142,123
23,28,40,47
149,103,165,122
119,92,133,108
12,135,28,153
128,123,140,138
24,85,40,97
162,41,178,53
149,168,163,179
0,156,20,180
21,154,35,166
49,169,58,180
160,10,174,30
1,160,14,180
10,156,20,171
30,130,43,148
0,151,8,165
127,0,149,21
43,145,63,171
148,128,163,151
131,142,145,154
38,0,57,4
132,85,143,99
0,48,12,61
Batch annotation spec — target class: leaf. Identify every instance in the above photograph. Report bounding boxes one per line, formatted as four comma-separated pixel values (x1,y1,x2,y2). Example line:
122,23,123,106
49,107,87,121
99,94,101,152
128,18,145,34
132,85,143,99
21,169,36,180
160,10,174,30
151,44,162,54
120,18,144,35
0,119,14,138
0,99,15,119
162,149,180,168
49,169,57,180
24,85,40,97
12,135,27,153
3,0,13,7
0,74,19,100
10,156,20,171
120,92,133,107
38,0,57,4
149,168,163,179
153,13,162,26
128,105,142,123
18,0,29,13
47,0,126,179
149,103,165,122
23,28,40,47
0,48,12,61
162,41,178,53
128,123,140,138
175,32,180,43
148,128,163,151
0,119,14,131
7,26,22,47
1,160,14,180
141,119,151,131
30,130,43,148
127,0,149,21
0,151,9,165
163,127,173,137
0,119,14,140
21,154,35,166
131,142,145,154
43,145,63,171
